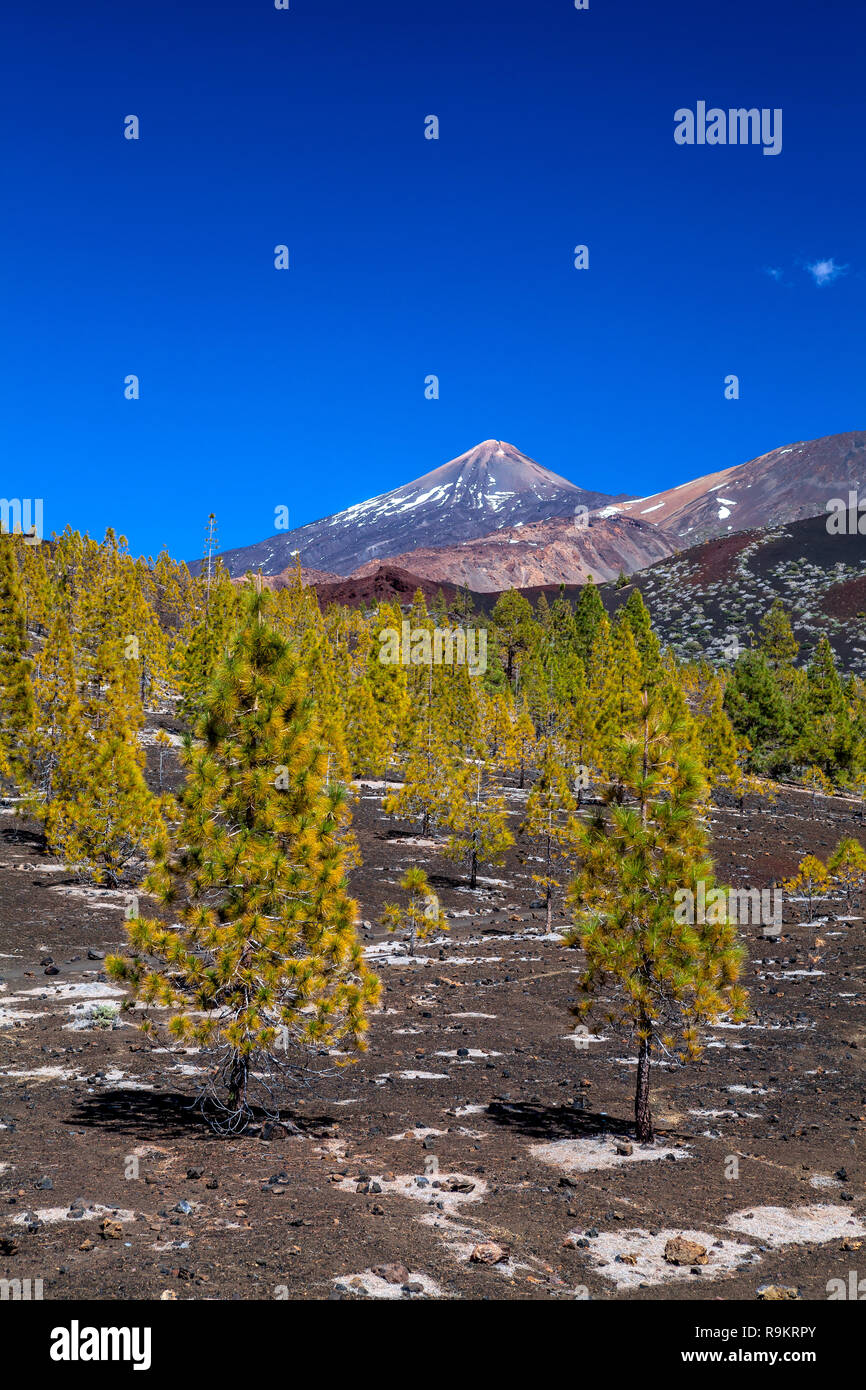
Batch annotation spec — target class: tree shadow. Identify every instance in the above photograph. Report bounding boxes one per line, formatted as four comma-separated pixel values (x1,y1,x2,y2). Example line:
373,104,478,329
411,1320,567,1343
427,872,469,890
1,825,44,849
484,1098,635,1141
66,1089,338,1141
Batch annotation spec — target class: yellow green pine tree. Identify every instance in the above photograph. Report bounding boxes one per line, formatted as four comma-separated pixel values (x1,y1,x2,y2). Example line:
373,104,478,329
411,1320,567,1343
513,696,537,789
26,607,82,828
826,837,866,915
367,600,411,762
566,692,748,1140
782,853,830,922
520,740,582,930
480,687,518,774
380,866,448,956
178,565,238,723
107,588,380,1131
0,538,36,793
444,759,514,890
48,727,166,887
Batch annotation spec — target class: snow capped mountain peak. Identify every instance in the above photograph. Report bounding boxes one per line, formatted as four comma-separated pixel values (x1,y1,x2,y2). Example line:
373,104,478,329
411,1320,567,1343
211,439,621,577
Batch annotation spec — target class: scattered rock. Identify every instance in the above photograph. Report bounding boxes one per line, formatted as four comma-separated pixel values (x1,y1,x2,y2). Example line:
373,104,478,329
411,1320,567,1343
664,1237,708,1266
470,1241,508,1264
375,1263,410,1285
757,1284,801,1301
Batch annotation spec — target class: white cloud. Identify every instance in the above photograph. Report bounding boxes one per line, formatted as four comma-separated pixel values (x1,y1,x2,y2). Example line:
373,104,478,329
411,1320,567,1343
806,258,847,287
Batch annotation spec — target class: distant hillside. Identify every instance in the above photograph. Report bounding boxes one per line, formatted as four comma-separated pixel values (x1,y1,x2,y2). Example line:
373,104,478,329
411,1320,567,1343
600,514,866,673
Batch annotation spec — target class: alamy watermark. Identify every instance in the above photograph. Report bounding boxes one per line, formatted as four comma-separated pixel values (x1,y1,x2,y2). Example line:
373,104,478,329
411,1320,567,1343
378,621,487,676
674,881,782,932
826,492,866,535
0,498,42,544
674,103,782,157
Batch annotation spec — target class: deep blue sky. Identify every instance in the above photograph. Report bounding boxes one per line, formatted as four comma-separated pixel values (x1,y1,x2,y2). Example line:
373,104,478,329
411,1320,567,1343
1,0,863,561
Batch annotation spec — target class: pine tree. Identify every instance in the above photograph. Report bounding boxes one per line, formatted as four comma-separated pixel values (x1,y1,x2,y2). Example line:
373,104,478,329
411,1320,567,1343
827,837,866,915
383,721,458,835
758,599,799,671
380,867,448,956
480,688,518,773
0,538,35,793
520,742,582,930
618,587,662,683
27,608,82,825
695,671,741,791
48,728,165,887
782,853,830,923
107,589,380,1131
491,590,536,687
794,637,853,776
513,697,537,790
574,577,606,668
444,760,514,890
566,694,748,1141
724,649,793,776
595,615,643,769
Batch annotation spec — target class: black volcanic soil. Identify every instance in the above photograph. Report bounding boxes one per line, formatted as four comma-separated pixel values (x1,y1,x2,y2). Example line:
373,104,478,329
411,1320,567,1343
1,739,865,1301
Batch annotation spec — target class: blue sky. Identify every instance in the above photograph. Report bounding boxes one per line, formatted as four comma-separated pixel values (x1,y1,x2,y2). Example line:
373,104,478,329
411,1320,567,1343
1,0,863,561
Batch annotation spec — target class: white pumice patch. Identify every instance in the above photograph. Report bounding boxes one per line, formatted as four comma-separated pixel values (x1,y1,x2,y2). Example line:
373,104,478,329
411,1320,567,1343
574,1227,751,1289
530,1135,690,1174
332,1270,445,1299
724,1205,866,1247
336,1171,487,1213
11,1204,135,1227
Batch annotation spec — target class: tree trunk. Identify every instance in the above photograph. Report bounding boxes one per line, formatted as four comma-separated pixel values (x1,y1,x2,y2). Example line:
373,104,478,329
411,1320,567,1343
227,1055,247,1114
546,885,552,933
634,1033,653,1142
469,847,477,891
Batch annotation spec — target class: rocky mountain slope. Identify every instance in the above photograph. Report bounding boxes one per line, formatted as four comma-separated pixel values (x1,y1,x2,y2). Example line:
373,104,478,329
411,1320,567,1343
610,430,866,544
349,513,677,593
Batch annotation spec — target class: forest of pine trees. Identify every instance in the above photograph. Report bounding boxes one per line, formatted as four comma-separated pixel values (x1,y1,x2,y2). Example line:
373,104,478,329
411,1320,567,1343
2,528,866,1132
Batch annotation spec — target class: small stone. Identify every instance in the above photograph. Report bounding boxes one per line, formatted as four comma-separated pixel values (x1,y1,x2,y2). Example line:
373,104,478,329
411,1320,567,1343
100,1218,123,1240
375,1263,409,1285
470,1241,508,1264
174,1200,193,1215
440,1177,475,1194
757,1284,801,1301
664,1237,708,1266
614,1142,633,1157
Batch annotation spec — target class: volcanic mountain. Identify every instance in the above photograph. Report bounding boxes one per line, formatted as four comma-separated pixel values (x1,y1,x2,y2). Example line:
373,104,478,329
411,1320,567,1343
609,430,866,543
209,439,625,577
